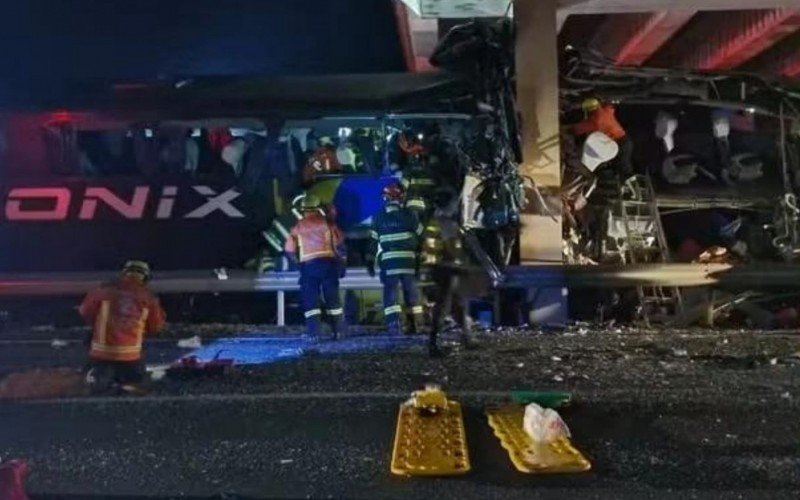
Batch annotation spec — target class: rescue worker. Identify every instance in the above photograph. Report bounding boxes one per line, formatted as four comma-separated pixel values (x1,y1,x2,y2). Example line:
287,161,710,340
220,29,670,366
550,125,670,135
285,194,347,341
79,261,166,392
425,193,480,357
367,183,425,335
302,136,341,186
573,97,633,177
397,131,436,221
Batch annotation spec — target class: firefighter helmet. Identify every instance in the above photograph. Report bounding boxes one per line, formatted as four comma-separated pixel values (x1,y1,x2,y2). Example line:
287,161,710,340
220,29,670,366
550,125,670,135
122,260,151,281
582,97,601,114
300,194,322,211
383,183,405,202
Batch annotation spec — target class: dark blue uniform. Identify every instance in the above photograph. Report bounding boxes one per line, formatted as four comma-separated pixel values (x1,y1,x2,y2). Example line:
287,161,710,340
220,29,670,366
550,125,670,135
369,202,424,334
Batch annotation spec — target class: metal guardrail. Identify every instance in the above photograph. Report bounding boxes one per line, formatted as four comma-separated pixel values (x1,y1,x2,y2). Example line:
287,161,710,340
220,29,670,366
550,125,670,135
1,263,798,298
2,264,798,327
0,269,383,296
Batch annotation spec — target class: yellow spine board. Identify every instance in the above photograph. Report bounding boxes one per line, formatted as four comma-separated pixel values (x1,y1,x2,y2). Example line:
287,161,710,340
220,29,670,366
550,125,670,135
486,405,591,474
390,399,471,476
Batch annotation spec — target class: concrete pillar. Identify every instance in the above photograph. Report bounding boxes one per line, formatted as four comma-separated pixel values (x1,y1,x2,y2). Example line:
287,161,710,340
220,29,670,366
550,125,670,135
515,0,567,324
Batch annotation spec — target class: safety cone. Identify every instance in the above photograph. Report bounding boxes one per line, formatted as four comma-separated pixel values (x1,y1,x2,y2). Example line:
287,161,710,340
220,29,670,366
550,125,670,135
0,459,30,500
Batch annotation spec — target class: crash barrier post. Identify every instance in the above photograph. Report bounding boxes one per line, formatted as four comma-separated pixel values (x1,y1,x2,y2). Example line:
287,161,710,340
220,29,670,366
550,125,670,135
277,256,288,327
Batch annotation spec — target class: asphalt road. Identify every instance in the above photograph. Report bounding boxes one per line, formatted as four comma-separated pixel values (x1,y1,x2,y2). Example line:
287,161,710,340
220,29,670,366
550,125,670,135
1,326,799,499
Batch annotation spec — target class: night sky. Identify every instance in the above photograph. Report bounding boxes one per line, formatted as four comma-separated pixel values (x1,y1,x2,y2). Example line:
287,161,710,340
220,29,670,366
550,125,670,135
0,0,404,104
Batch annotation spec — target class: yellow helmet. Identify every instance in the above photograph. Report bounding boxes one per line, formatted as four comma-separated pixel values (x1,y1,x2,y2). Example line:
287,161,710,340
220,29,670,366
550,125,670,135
582,98,601,113
300,194,322,211
122,260,151,281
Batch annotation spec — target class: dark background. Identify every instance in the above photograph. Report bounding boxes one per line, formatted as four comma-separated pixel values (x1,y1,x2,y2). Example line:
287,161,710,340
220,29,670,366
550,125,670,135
0,0,405,105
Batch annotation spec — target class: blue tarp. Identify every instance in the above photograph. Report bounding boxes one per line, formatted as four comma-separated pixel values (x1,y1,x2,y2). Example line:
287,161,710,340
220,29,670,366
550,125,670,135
180,333,424,365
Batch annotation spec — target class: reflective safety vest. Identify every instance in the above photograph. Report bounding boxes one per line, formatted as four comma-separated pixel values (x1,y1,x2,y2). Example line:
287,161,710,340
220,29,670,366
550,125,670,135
401,166,436,219
79,277,166,362
285,211,346,263
572,104,627,141
303,147,341,185
369,203,423,275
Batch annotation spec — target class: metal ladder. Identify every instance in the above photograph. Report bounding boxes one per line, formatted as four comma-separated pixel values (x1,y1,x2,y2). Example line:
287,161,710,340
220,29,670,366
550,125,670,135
614,175,684,326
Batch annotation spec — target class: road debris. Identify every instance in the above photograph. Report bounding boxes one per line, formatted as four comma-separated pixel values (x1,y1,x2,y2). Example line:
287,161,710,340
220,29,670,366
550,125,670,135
50,339,69,349
177,336,203,349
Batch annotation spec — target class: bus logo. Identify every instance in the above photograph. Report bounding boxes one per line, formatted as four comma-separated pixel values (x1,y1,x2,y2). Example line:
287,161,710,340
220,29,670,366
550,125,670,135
4,186,245,221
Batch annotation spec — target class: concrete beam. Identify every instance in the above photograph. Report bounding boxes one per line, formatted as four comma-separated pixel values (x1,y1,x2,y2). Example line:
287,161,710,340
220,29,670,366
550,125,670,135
515,0,567,324
590,11,696,66
651,9,800,70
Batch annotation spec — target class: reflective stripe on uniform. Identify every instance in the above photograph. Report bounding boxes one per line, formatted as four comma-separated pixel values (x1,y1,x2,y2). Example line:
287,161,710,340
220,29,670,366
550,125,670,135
386,268,415,275
95,300,110,345
369,230,379,240
304,309,322,318
327,308,343,316
299,250,336,262
416,223,424,235
406,199,426,209
379,232,415,243
384,305,403,316
410,305,424,315
381,251,416,260
273,220,291,239
409,178,435,186
264,232,283,252
90,343,141,355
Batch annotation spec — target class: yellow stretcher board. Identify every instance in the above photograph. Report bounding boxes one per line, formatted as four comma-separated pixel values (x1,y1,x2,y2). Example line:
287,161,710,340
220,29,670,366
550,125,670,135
391,386,471,476
486,405,591,474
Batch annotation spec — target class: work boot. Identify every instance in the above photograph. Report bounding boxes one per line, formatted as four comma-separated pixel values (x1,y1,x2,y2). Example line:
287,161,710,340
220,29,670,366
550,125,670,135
330,317,347,341
407,313,425,335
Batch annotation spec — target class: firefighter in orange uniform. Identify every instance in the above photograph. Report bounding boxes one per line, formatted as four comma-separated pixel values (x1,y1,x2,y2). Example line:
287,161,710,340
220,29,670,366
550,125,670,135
285,195,347,341
79,260,166,390
572,97,633,176
302,136,341,186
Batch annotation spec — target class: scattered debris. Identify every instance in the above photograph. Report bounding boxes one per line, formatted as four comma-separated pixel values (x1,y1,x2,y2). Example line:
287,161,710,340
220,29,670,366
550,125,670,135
516,363,525,368
553,374,564,382
214,268,229,281
769,358,778,366
551,356,562,362
781,392,791,399
279,459,294,465
177,336,203,349
146,365,169,382
50,339,69,349
672,348,689,358
31,325,55,332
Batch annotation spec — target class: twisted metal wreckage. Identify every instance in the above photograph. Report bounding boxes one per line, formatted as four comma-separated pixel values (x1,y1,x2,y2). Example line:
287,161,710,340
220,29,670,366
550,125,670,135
556,47,800,326
4,20,800,328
